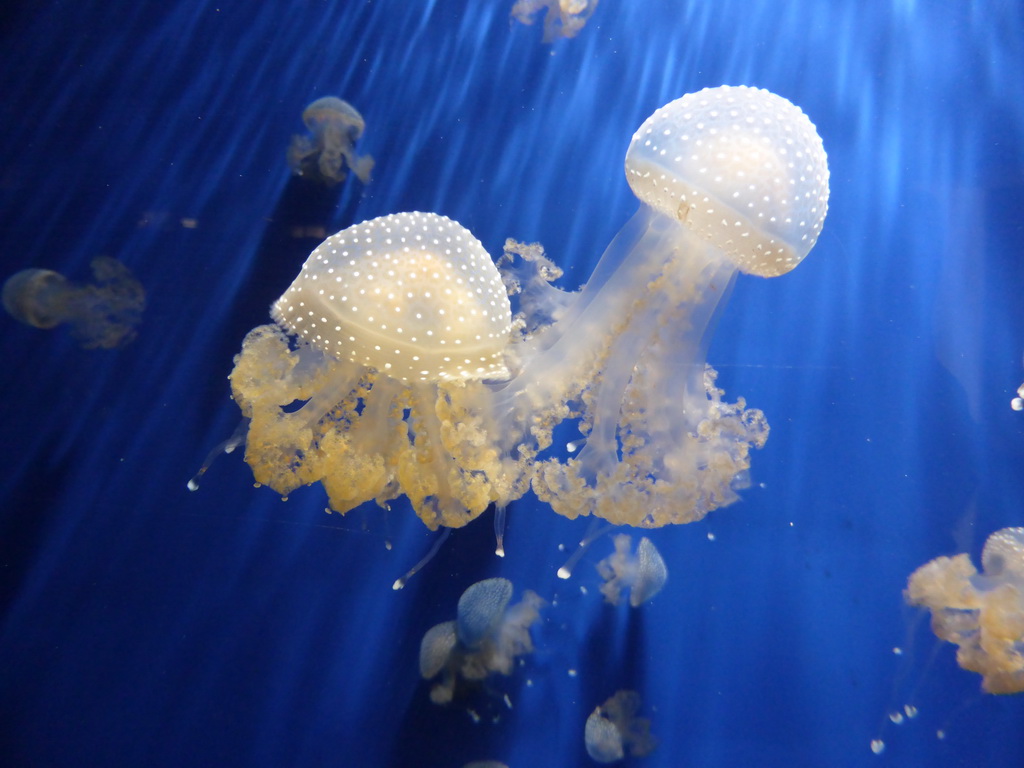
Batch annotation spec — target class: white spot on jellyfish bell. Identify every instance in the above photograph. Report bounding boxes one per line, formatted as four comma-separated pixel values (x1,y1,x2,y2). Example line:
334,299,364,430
270,211,512,383
625,85,830,277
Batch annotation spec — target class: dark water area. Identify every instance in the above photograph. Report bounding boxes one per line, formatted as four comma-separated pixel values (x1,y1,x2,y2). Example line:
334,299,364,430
1,1,1023,766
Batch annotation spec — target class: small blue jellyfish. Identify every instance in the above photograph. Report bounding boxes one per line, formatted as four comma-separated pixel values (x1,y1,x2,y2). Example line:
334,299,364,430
584,690,657,762
419,577,544,704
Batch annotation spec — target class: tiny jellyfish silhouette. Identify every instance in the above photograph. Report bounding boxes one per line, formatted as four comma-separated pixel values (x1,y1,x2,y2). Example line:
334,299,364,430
596,535,667,607
905,527,1024,694
511,0,598,42
3,256,145,349
419,577,544,704
213,86,828,539
584,690,656,763
287,96,374,185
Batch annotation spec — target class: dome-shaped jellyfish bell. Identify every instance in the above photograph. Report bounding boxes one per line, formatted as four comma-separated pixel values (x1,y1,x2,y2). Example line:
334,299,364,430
626,85,829,277
490,85,829,527
229,211,514,529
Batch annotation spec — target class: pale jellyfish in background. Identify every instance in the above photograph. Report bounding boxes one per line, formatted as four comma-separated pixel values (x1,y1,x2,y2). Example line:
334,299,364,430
2,256,145,349
596,535,667,607
419,577,544,704
905,527,1024,694
511,0,598,42
482,85,830,527
584,690,657,763
287,96,374,186
1012,381,1023,411
228,211,513,529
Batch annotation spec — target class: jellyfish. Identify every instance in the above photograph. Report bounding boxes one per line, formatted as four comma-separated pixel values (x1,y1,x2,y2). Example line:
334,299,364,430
419,577,544,704
905,527,1024,694
2,256,145,349
584,690,657,763
221,85,828,538
511,0,599,43
476,84,830,528
596,535,667,607
287,96,374,185
229,211,514,529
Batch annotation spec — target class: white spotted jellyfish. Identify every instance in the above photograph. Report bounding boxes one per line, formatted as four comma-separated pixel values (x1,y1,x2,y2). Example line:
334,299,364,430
485,84,830,527
228,211,514,529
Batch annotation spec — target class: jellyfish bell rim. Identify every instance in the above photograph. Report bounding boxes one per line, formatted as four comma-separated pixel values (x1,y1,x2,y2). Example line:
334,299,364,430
624,84,830,278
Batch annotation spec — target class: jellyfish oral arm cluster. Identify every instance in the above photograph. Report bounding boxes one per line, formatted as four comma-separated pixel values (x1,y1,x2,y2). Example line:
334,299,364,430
224,85,829,533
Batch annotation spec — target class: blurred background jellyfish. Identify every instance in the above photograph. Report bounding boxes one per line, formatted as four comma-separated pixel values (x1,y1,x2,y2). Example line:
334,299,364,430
905,527,1024,694
484,84,830,528
287,96,375,186
229,211,513,529
2,256,145,349
596,534,667,607
584,690,657,763
510,0,599,43
419,577,544,705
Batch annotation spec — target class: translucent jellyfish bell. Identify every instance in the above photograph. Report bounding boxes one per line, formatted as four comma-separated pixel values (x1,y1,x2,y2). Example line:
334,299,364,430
419,620,458,680
626,85,829,277
3,268,69,329
584,690,657,762
457,577,514,648
596,535,668,607
980,527,1024,583
271,211,511,383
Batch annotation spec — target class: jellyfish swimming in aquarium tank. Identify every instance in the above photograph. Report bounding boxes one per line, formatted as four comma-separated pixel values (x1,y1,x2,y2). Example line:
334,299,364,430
216,85,829,540
584,689,657,763
905,527,1024,694
596,535,667,607
2,256,145,349
483,84,830,527
510,0,599,42
419,577,544,704
287,96,375,186
229,211,514,529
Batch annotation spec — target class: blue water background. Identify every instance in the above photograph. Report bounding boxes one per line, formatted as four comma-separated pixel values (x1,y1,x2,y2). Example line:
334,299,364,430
1,1,1023,766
